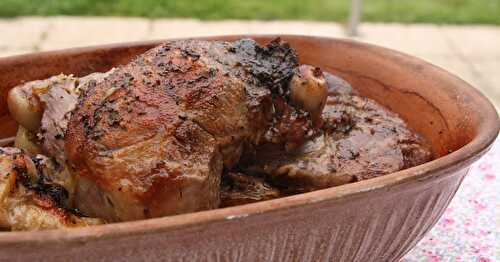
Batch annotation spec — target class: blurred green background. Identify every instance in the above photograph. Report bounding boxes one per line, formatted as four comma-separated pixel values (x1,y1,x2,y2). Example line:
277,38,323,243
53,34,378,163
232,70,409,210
1,0,500,24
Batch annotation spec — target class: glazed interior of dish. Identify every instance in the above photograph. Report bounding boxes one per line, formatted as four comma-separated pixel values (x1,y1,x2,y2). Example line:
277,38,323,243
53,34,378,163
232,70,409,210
0,38,434,231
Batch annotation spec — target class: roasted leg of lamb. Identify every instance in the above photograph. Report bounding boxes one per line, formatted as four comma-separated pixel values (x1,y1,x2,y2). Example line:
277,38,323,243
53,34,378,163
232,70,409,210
5,38,328,223
3,38,432,230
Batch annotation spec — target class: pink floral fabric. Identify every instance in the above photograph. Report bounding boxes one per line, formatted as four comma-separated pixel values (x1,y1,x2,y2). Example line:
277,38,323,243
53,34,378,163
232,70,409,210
403,137,500,261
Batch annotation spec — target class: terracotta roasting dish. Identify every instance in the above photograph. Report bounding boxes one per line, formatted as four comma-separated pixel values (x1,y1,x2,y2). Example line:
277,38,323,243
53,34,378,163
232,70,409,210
0,35,498,261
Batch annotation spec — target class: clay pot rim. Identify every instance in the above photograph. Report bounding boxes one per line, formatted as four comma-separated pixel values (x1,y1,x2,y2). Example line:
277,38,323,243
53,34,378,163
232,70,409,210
0,35,498,244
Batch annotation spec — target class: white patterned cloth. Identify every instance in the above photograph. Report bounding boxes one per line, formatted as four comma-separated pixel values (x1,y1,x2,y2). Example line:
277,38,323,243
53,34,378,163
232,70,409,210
403,137,500,262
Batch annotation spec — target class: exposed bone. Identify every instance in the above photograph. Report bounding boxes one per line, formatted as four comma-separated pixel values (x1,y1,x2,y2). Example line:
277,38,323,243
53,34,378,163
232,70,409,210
289,65,328,124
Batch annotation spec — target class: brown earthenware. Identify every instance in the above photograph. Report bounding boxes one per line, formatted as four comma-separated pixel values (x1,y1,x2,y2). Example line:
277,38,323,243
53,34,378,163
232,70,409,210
0,35,498,262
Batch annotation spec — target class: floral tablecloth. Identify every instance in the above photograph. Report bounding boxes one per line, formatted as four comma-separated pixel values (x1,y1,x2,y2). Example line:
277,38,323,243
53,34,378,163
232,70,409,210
403,137,500,262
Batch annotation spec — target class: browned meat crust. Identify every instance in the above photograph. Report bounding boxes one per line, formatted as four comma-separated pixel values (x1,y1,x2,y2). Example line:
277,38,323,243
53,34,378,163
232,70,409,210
65,39,310,221
239,73,433,193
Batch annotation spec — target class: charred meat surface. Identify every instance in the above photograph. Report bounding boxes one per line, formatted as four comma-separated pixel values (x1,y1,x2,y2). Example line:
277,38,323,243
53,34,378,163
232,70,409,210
8,72,114,213
240,73,433,193
221,172,281,207
0,148,102,230
65,38,318,221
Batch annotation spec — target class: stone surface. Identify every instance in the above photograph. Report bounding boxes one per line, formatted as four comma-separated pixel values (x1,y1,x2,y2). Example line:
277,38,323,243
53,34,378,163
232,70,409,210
442,25,500,60
0,17,50,50
39,16,150,50
0,48,33,58
354,23,453,57
149,19,345,39
470,60,500,108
